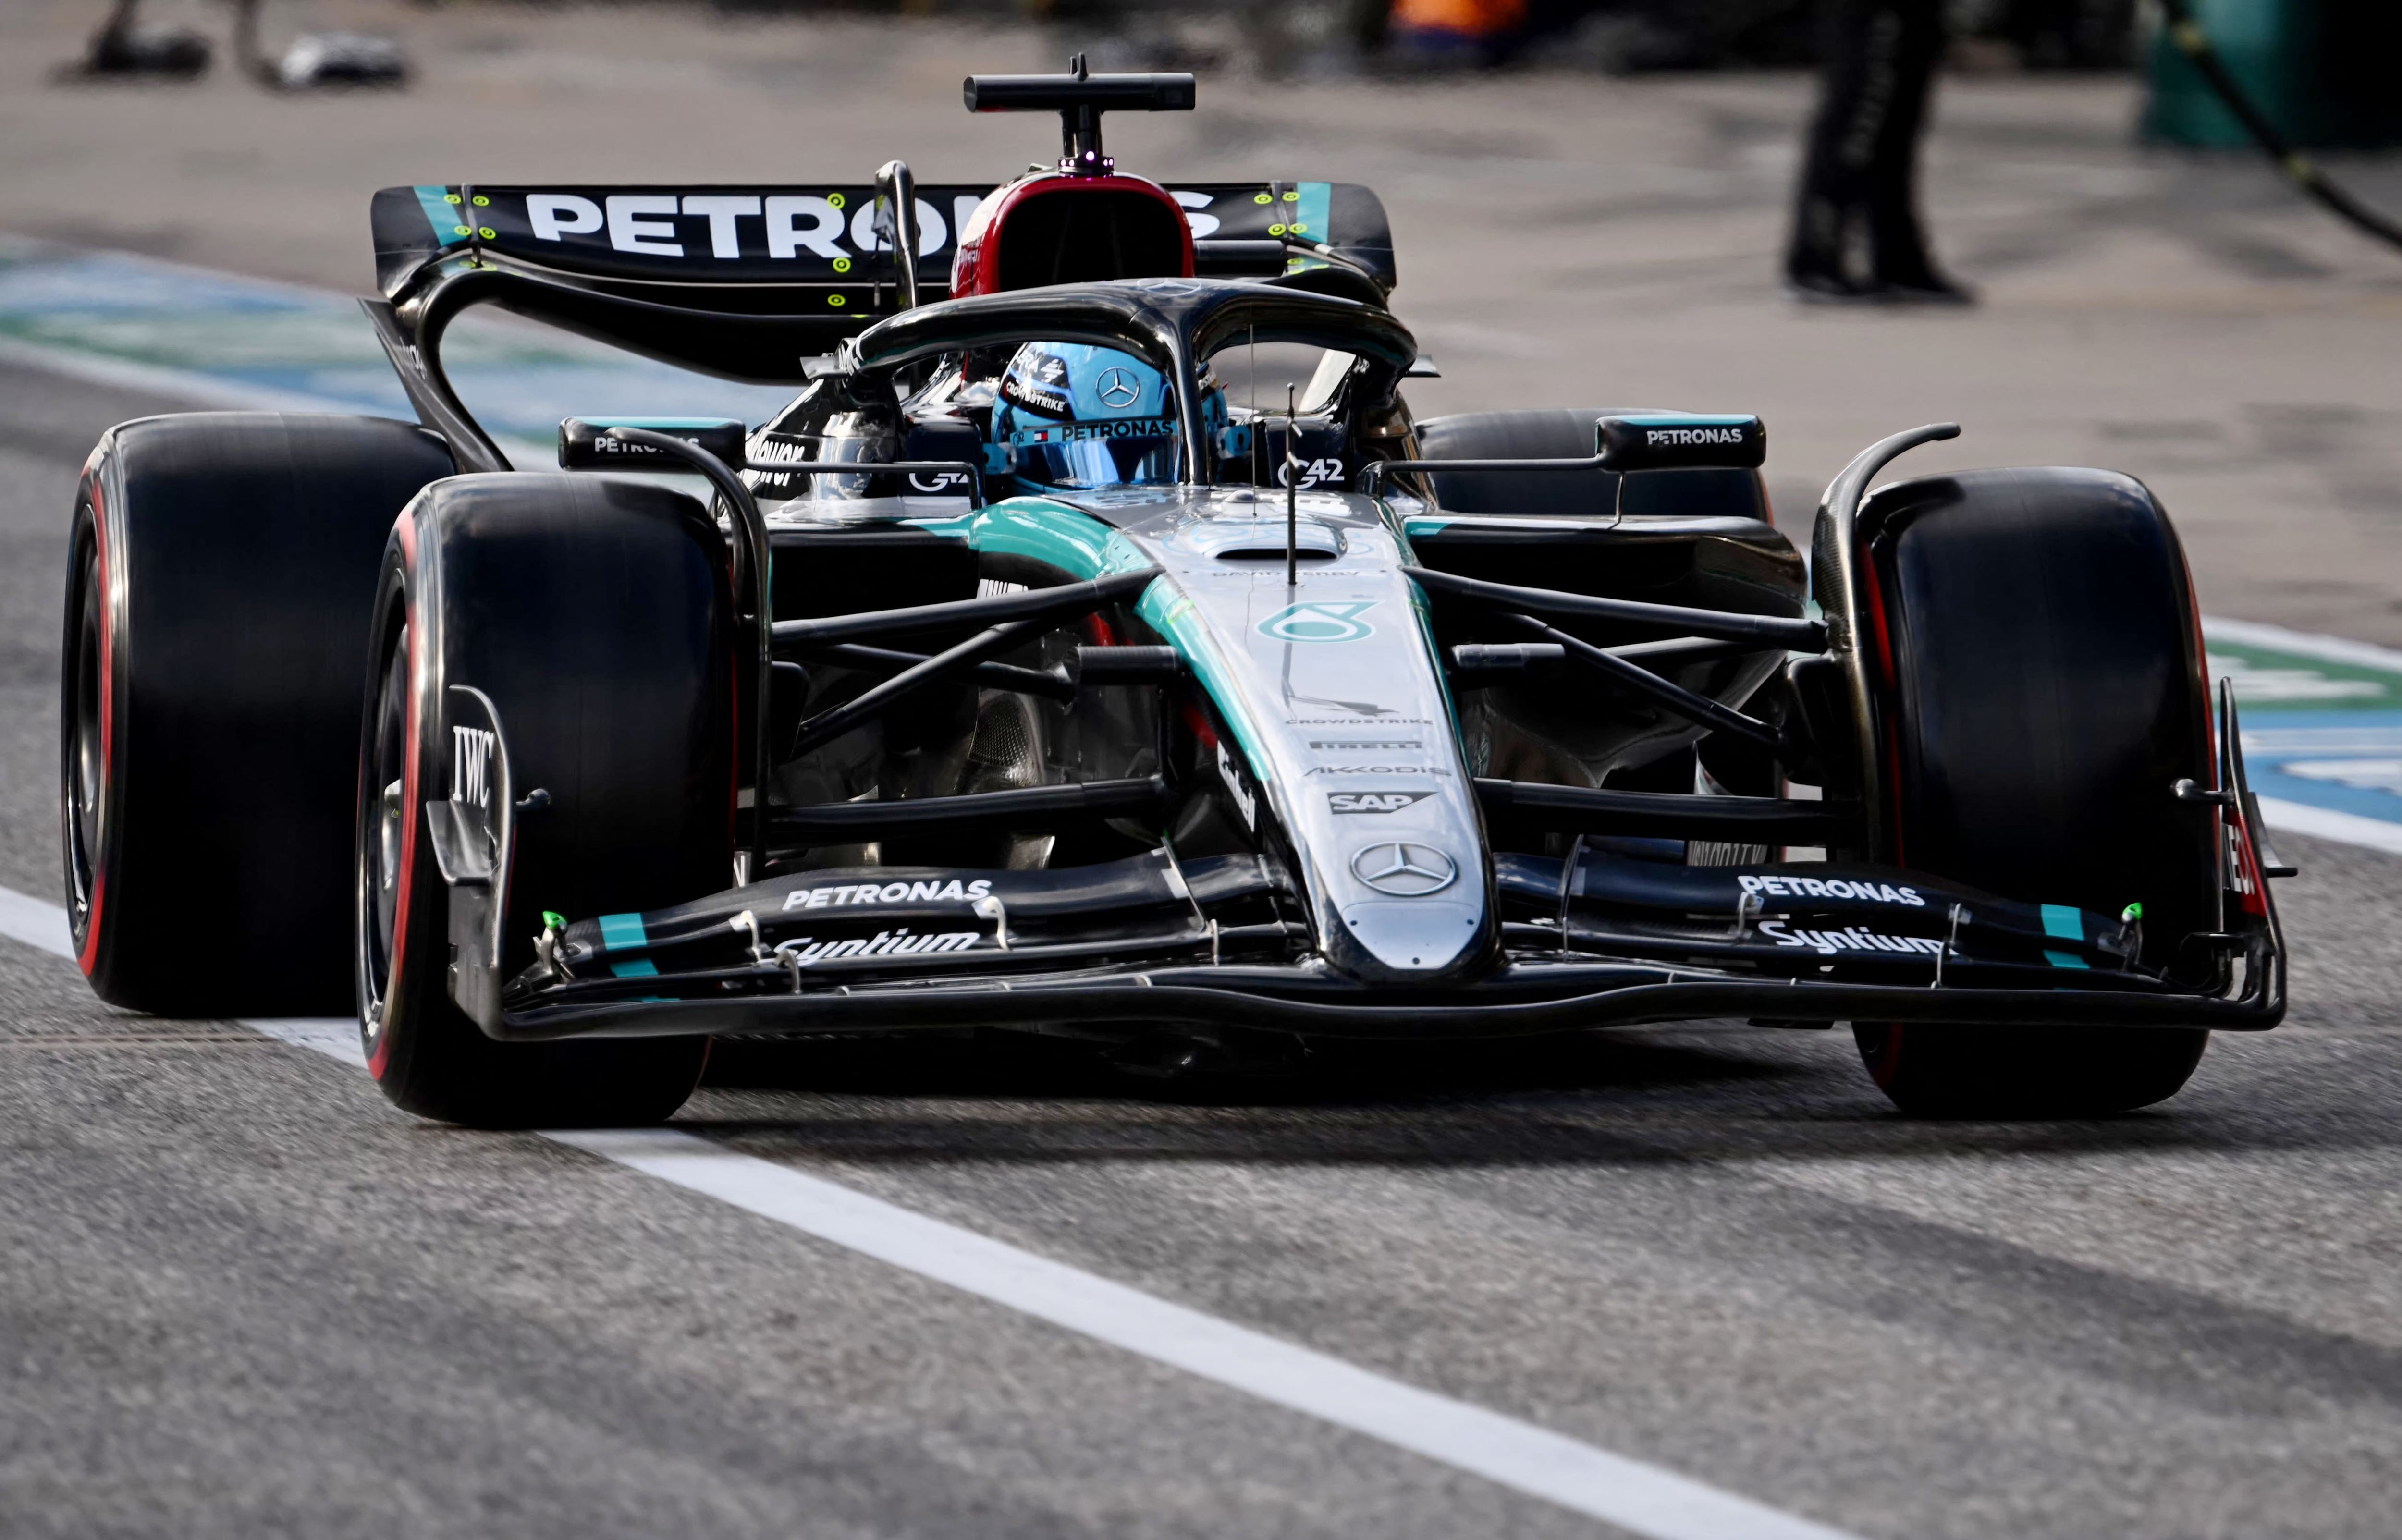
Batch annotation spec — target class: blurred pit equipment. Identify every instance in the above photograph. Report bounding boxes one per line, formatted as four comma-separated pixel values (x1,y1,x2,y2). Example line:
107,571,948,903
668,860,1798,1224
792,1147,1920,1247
2146,0,2402,256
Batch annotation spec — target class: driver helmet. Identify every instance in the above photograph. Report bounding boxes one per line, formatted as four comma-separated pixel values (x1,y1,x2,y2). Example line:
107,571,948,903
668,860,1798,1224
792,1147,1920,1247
990,342,1223,492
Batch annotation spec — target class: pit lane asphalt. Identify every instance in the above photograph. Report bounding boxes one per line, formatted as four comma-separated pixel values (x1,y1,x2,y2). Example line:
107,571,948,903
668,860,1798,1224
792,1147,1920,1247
5,360,2402,1540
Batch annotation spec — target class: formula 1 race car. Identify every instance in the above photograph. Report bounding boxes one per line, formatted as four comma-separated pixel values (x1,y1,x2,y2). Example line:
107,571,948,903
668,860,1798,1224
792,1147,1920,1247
63,63,2287,1126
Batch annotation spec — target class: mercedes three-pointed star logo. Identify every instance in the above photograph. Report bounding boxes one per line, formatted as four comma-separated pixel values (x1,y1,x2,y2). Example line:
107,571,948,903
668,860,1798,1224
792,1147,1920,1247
1349,841,1458,897
1095,367,1142,410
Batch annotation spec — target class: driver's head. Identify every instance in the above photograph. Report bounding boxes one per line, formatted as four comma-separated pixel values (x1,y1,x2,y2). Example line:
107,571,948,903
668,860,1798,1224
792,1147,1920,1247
990,343,1212,492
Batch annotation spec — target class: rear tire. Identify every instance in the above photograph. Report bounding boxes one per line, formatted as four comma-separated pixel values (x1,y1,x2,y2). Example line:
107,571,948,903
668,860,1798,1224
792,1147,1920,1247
1843,467,2216,1117
64,413,453,1015
356,473,735,1127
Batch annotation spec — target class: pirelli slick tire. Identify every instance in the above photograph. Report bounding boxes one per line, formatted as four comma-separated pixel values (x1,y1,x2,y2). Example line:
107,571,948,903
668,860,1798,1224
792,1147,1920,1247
357,474,735,1128
64,413,454,1016
1848,467,2215,1118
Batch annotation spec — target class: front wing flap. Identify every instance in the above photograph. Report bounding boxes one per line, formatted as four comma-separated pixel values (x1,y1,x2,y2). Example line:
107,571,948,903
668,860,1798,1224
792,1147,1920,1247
478,842,2279,1043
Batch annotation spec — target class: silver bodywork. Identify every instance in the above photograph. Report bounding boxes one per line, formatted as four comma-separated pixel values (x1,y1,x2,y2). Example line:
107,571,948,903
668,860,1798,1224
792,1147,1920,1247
1046,485,1491,984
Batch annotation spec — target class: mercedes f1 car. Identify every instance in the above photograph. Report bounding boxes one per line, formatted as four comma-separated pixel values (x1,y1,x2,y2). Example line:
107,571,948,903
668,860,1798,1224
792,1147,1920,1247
63,63,2287,1125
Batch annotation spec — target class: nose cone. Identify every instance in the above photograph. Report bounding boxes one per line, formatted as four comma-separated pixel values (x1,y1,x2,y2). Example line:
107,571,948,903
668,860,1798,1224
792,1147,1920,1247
1108,490,1495,986
1326,839,1487,981
1336,898,1485,978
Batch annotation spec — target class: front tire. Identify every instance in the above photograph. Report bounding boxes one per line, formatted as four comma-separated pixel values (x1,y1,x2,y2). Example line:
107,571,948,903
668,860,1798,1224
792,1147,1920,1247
1841,466,2217,1117
357,474,735,1127
1853,1022,2207,1119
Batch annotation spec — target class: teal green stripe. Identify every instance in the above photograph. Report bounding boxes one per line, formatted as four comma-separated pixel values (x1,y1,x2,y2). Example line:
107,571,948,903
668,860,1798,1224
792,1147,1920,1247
598,913,649,951
1275,183,1335,277
1294,182,1332,246
414,185,469,247
1612,414,1756,428
1097,530,1155,577
608,957,661,978
2039,905,2089,968
968,500,1115,577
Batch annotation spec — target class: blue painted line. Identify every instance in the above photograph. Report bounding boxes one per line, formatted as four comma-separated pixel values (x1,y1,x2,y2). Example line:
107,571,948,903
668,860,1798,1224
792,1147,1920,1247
2233,707,2402,827
2246,758,2402,824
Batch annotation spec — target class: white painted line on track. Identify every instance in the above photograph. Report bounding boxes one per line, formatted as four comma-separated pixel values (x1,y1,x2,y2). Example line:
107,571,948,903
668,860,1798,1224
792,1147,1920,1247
0,879,1861,1540
2254,795,2402,857
2202,616,2402,676
553,1126,1862,1540
0,889,372,1056
0,882,74,960
246,1017,372,1066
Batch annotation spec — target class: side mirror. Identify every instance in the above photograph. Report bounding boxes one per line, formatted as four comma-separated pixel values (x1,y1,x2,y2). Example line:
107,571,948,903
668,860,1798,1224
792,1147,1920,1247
1594,414,1766,474
559,416,747,470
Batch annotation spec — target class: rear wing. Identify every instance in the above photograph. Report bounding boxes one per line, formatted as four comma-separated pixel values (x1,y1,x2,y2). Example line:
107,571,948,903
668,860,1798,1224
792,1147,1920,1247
370,181,1396,299
364,179,1394,474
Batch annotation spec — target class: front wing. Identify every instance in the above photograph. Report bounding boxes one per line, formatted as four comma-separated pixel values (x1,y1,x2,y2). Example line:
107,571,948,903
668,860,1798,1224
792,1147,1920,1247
472,840,2284,1044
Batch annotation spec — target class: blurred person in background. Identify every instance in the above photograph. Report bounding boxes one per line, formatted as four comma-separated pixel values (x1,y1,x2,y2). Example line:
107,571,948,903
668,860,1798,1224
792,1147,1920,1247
1784,0,1972,303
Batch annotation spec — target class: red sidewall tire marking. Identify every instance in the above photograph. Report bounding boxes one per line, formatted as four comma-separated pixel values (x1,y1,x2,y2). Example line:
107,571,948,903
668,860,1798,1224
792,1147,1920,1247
1856,545,1909,868
2181,550,2216,772
77,483,113,978
369,514,421,1081
1855,529,1911,1094
2177,550,2267,921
